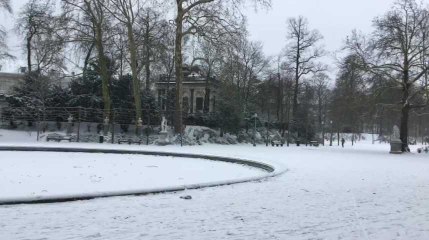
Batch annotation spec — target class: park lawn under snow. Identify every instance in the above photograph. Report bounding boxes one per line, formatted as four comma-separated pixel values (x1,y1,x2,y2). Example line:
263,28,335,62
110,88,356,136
0,131,429,239
0,151,263,200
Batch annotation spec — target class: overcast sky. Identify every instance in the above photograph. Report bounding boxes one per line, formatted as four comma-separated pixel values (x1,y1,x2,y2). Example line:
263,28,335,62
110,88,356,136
1,0,397,76
246,0,396,55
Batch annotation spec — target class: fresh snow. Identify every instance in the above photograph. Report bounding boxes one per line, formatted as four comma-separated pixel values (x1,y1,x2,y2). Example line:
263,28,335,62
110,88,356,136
0,151,264,201
1,130,429,239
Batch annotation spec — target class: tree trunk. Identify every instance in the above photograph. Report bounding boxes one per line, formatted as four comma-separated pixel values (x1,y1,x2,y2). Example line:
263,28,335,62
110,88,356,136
292,33,301,122
83,43,94,75
292,75,299,137
400,104,410,152
292,47,300,138
27,36,32,73
277,71,284,122
174,6,184,133
337,131,340,146
293,78,299,117
399,57,411,152
95,25,111,120
127,22,142,124
145,23,151,91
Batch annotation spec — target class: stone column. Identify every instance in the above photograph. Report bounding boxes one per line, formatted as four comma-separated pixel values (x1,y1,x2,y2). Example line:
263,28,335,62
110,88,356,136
190,89,194,114
204,89,210,113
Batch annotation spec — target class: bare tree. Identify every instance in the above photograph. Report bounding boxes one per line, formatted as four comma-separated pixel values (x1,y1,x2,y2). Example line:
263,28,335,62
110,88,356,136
104,0,143,123
17,0,64,73
348,0,429,151
157,21,176,105
285,16,326,134
138,7,167,91
63,0,113,118
172,0,271,133
0,0,12,60
311,72,330,131
238,39,269,113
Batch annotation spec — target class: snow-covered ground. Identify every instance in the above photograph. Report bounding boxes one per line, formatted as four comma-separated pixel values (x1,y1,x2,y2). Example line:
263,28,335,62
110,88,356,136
0,151,264,201
1,130,429,239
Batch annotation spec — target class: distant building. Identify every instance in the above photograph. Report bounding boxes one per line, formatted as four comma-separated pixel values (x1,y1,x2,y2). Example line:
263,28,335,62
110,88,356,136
47,70,75,88
0,72,25,96
155,66,219,114
0,72,25,122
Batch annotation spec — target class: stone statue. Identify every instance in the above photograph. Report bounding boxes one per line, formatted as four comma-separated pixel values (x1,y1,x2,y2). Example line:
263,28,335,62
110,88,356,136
161,116,168,133
136,117,143,136
66,115,73,136
157,116,170,145
392,125,400,140
103,117,110,136
104,117,109,125
390,125,402,154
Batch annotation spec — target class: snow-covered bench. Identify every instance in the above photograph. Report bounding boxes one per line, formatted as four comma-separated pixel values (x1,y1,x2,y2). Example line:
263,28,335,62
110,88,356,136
46,134,72,142
118,138,142,145
310,141,319,147
271,140,284,147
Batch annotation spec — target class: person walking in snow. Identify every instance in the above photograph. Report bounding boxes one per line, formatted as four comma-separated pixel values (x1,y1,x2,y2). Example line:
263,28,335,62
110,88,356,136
341,138,345,148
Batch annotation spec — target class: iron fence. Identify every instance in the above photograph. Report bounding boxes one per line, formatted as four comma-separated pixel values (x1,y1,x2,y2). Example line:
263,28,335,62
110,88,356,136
0,106,204,144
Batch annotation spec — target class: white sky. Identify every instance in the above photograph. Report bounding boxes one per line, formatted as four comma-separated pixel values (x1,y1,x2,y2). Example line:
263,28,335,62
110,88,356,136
246,0,397,55
245,0,397,77
1,0,398,76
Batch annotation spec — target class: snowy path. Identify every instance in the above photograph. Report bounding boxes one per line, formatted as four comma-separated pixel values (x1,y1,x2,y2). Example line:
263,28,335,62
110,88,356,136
1,142,429,239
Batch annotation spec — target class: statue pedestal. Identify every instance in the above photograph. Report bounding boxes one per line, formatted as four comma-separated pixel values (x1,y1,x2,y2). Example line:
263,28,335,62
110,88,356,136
66,123,73,136
157,131,170,146
390,140,403,154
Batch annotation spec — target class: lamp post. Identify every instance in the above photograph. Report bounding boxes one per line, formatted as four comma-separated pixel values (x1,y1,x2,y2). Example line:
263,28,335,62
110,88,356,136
265,122,269,146
330,120,333,146
253,113,258,147
287,110,290,147
321,121,325,146
66,115,73,136
422,128,428,145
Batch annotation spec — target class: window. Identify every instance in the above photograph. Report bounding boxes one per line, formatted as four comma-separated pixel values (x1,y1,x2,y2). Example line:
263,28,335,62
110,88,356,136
183,97,189,113
196,97,204,112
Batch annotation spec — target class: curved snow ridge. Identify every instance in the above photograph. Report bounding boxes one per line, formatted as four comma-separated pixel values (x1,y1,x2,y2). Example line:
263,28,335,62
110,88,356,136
0,146,287,205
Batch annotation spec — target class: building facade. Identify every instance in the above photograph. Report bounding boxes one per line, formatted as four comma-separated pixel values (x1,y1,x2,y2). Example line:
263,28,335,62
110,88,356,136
0,72,24,95
155,66,219,114
0,72,25,122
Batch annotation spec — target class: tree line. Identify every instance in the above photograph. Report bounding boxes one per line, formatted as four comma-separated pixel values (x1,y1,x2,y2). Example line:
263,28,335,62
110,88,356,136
0,0,428,151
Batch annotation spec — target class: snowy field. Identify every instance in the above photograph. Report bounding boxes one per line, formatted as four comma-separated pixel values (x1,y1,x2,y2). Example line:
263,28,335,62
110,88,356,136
1,131,429,239
0,151,264,201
